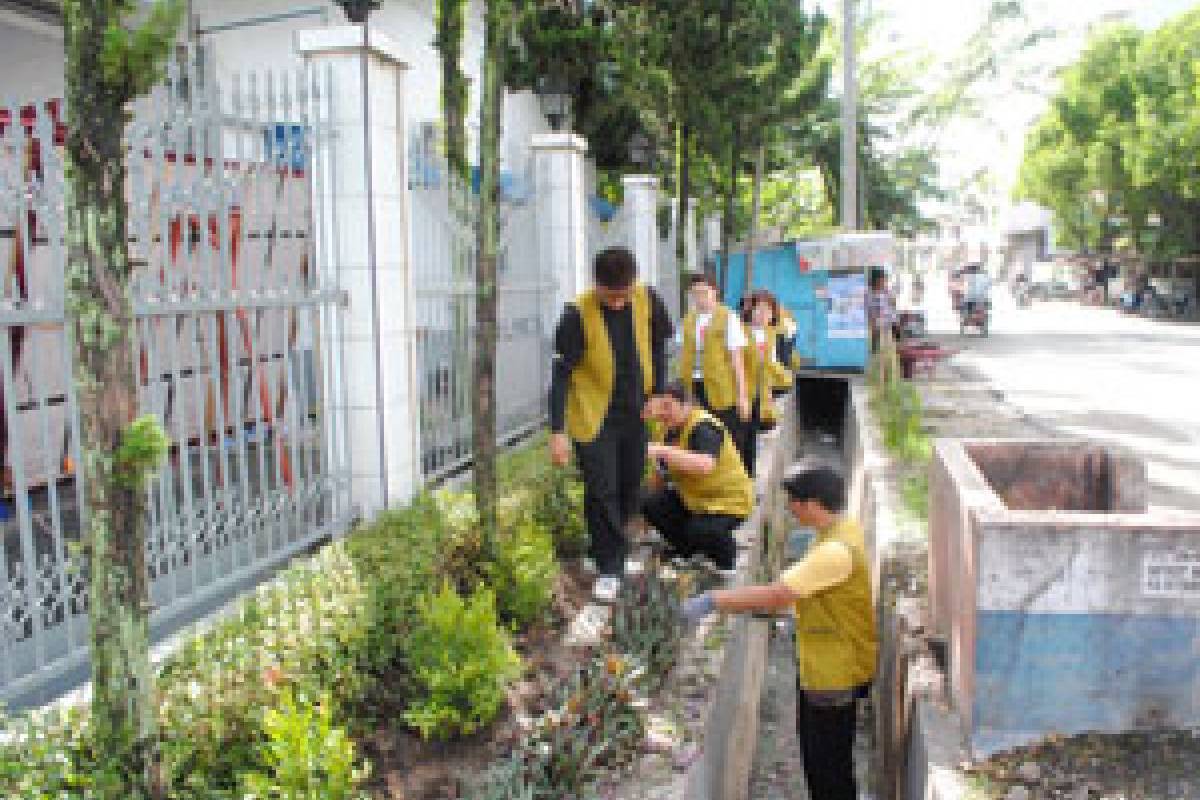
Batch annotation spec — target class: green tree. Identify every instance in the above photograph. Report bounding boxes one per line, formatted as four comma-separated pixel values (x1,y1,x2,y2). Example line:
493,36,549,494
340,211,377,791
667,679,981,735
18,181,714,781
62,1,181,796
435,0,470,179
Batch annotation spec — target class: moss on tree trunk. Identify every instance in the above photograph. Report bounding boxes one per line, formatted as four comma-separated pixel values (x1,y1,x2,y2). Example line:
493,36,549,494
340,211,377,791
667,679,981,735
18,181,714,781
63,2,179,796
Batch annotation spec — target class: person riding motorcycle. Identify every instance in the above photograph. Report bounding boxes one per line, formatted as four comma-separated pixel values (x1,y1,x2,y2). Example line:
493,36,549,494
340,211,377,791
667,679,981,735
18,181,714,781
960,263,991,331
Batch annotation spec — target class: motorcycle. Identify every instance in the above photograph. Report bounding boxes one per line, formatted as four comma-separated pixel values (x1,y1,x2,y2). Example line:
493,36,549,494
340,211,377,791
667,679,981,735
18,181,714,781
1014,283,1032,308
959,299,990,336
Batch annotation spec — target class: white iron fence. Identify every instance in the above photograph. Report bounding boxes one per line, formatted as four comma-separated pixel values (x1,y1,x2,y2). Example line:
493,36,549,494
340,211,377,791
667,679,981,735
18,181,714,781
0,55,347,708
411,137,552,482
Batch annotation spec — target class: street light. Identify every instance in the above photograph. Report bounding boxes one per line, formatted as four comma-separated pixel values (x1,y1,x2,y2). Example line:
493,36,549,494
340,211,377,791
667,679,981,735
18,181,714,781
536,73,571,132
629,132,651,168
333,0,380,23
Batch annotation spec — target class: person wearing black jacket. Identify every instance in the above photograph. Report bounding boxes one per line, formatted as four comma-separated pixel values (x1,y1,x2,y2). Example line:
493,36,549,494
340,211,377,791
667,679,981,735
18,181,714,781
548,247,673,601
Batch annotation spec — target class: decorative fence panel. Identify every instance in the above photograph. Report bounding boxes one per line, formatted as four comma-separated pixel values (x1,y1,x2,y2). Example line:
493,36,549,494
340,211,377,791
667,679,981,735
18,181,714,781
0,55,347,708
411,141,551,483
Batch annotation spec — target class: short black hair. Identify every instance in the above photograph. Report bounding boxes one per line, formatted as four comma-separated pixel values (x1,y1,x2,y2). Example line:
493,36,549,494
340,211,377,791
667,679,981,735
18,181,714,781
660,379,689,403
781,467,846,512
594,247,637,288
688,273,719,291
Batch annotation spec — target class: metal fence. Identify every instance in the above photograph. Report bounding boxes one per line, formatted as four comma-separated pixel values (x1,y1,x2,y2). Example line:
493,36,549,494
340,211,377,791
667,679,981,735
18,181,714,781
411,137,552,483
0,55,347,707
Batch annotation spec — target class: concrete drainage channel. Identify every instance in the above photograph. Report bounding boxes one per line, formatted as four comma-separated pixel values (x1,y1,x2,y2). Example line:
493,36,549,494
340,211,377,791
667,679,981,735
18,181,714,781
609,373,1200,800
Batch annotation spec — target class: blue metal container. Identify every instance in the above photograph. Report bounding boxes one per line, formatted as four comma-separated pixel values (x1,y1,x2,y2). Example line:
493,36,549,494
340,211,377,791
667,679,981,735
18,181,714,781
719,241,869,371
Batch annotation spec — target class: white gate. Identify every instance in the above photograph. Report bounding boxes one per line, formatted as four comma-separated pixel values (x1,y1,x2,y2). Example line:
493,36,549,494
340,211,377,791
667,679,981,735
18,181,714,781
0,55,347,708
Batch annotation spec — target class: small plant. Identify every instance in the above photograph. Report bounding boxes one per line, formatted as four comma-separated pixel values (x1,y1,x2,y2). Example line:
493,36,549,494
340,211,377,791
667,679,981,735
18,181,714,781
238,690,368,800
489,516,560,628
611,568,683,684
402,583,522,740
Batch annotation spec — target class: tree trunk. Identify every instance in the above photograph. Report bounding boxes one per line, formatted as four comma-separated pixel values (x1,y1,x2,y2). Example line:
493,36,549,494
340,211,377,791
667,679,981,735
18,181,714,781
473,0,506,550
745,142,765,292
676,123,693,311
436,0,468,179
64,2,166,796
720,122,740,297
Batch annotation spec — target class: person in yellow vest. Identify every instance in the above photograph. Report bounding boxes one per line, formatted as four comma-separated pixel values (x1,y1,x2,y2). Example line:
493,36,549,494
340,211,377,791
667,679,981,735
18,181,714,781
639,382,753,572
740,289,793,473
549,247,673,602
680,467,877,800
677,275,751,469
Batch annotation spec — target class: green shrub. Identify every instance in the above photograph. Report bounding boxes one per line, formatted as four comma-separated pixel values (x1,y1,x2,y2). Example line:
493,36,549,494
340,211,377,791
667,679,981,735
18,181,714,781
237,690,368,800
488,516,560,628
0,437,568,796
402,583,522,740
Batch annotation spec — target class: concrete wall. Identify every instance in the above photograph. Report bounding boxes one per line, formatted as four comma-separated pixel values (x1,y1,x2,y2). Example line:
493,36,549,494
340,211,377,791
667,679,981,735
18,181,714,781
0,14,62,100
929,438,1200,756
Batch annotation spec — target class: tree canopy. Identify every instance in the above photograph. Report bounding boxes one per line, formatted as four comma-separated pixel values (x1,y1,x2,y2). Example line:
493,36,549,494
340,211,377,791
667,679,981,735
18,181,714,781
1016,8,1200,257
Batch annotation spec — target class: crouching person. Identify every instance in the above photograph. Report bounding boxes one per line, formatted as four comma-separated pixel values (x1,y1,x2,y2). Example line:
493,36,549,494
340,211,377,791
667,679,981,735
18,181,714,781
639,381,754,573
680,467,877,800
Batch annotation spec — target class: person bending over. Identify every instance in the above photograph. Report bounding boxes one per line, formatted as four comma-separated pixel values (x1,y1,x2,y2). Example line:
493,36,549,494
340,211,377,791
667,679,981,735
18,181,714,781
680,467,877,800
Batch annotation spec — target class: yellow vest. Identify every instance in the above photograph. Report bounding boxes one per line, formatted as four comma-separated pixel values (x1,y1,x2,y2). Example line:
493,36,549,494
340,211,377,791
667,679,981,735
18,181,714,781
794,517,877,690
764,325,793,393
679,305,737,411
564,285,653,443
668,408,753,517
743,326,779,426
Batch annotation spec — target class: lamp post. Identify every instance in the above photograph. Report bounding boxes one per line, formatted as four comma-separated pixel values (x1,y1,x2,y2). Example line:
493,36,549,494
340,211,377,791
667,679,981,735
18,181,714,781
536,73,571,132
333,0,380,23
629,131,651,168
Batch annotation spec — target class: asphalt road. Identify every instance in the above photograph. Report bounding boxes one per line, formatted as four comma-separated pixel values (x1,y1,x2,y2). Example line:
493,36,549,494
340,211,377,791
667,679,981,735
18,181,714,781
917,273,1200,512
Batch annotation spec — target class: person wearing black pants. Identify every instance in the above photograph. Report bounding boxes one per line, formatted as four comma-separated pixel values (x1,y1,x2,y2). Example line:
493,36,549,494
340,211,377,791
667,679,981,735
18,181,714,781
678,467,878,800
548,247,673,602
640,383,753,571
796,685,868,800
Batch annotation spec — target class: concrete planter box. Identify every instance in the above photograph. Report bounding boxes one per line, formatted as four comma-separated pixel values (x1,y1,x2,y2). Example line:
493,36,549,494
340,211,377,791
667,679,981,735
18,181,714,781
929,439,1200,756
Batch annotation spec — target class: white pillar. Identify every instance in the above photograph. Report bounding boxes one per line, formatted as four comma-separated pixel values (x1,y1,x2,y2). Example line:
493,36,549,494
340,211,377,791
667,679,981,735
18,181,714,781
298,26,420,518
705,212,720,255
532,132,590,316
622,174,659,288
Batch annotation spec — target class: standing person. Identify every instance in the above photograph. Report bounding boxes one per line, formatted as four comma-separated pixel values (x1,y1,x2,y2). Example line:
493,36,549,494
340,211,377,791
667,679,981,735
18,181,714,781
740,290,791,474
548,247,674,602
867,267,895,354
640,382,753,573
680,467,877,800
677,274,751,468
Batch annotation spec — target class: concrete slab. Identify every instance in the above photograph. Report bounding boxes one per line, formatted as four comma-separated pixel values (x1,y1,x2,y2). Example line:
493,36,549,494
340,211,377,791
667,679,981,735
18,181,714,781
928,438,1200,756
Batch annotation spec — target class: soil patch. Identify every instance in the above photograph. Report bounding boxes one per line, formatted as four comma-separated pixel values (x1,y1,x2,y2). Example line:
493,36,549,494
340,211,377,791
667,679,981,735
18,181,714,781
964,730,1200,800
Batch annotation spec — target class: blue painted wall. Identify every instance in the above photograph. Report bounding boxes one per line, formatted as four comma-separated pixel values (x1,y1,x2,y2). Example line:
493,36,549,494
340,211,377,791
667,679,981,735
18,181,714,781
972,610,1200,754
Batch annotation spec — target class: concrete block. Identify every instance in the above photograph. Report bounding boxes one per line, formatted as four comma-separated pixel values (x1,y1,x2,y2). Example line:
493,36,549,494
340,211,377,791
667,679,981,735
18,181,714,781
928,438,1200,756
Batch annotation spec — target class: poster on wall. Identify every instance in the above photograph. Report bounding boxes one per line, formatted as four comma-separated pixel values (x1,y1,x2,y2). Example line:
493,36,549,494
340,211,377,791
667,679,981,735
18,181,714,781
825,273,867,339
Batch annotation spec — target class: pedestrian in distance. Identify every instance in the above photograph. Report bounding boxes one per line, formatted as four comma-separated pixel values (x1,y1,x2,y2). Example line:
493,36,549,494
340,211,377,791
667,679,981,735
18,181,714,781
548,247,674,602
677,274,752,471
680,467,877,800
639,381,754,574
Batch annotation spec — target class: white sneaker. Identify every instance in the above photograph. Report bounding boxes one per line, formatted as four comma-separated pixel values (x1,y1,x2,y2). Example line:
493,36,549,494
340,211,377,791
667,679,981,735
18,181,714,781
592,575,621,603
581,557,598,574
624,558,645,576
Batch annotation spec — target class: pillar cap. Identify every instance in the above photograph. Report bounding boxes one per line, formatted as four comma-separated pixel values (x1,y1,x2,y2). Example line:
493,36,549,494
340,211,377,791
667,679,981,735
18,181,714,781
530,131,589,154
295,25,409,68
621,173,659,189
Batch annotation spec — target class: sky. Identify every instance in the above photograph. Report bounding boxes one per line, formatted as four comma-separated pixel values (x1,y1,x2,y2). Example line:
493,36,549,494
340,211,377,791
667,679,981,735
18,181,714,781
815,0,1200,210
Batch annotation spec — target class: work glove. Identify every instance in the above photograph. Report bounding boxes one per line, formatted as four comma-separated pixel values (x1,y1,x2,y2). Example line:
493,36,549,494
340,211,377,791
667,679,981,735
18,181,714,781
680,592,716,627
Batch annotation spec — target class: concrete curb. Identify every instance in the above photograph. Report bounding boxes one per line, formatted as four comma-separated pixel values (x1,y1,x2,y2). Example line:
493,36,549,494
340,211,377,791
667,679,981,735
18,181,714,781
844,379,974,800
